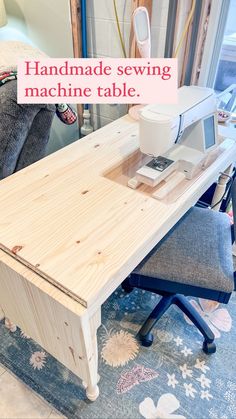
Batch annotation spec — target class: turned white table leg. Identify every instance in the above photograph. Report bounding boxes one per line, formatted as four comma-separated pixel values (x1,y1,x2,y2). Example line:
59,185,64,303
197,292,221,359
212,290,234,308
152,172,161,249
80,313,99,401
82,328,100,387
211,164,234,211
86,380,99,402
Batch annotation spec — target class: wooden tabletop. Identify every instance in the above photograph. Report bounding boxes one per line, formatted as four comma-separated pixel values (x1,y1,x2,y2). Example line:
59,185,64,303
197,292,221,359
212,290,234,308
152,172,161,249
0,115,235,310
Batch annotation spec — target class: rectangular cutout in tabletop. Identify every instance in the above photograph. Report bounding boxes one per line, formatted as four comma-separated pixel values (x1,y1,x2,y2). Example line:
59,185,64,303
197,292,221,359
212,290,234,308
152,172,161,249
103,149,211,204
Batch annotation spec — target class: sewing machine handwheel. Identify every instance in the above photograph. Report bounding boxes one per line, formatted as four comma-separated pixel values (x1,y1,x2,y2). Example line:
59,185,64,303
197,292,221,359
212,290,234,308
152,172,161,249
202,340,216,354
137,332,154,347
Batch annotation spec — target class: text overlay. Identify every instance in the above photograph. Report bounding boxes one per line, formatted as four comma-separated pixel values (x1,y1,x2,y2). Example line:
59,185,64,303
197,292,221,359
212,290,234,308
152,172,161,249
17,58,178,104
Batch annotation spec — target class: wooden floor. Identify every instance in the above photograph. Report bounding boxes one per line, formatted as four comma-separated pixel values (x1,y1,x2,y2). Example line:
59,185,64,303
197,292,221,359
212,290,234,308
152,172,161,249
0,363,64,419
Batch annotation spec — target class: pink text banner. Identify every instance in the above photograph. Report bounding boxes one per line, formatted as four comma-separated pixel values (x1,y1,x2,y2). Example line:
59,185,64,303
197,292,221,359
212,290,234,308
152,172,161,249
17,58,178,104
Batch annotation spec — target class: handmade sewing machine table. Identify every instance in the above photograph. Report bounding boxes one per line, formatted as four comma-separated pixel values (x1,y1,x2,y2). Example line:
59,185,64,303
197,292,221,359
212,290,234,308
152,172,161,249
0,115,235,400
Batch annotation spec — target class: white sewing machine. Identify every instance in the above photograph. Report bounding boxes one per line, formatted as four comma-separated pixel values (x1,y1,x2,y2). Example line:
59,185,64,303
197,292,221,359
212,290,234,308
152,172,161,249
128,86,220,197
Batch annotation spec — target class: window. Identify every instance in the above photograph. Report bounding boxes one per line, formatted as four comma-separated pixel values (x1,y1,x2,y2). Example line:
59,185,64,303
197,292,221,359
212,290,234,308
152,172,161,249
214,0,236,92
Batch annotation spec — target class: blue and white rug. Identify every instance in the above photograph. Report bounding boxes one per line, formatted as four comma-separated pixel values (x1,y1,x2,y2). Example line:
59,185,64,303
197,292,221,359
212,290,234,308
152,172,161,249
0,287,236,419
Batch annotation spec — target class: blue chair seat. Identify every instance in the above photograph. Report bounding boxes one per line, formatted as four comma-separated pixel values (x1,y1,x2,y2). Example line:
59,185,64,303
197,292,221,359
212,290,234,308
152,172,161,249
132,207,234,303
123,192,236,354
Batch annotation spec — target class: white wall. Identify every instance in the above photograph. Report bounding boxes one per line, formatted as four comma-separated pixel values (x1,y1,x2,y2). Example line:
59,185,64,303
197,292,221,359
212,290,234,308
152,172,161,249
3,0,74,57
0,0,79,154
86,0,169,129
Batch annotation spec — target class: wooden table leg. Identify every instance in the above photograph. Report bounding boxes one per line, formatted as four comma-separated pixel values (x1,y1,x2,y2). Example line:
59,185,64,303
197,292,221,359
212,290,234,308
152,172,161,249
80,313,100,401
80,313,99,401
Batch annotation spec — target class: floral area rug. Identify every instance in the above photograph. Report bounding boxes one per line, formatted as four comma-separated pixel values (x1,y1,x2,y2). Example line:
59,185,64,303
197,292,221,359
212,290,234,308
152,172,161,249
0,287,236,419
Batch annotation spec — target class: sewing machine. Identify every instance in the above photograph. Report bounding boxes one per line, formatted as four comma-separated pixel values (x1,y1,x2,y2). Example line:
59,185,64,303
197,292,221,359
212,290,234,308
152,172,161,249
128,86,219,196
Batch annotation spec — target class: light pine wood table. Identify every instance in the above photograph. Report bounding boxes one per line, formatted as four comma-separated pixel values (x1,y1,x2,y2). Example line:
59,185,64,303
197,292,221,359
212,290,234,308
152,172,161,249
0,115,235,400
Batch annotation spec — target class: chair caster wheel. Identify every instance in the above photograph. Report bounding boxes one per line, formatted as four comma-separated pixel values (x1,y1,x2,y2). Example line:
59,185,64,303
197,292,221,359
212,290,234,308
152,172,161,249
121,280,133,293
202,340,216,354
137,332,154,347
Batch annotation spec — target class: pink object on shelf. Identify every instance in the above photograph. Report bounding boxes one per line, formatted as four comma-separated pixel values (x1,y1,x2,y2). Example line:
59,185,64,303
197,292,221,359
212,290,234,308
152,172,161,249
217,109,231,123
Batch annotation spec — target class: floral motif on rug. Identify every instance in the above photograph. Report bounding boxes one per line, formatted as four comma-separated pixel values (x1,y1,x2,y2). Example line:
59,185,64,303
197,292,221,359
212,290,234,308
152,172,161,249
0,287,235,419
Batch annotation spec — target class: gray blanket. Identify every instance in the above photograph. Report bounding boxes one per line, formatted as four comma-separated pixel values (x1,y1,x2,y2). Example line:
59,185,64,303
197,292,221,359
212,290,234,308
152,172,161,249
0,80,55,179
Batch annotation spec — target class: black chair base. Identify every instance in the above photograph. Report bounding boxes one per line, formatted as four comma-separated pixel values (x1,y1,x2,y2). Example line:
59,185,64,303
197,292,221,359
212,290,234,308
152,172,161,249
122,280,216,354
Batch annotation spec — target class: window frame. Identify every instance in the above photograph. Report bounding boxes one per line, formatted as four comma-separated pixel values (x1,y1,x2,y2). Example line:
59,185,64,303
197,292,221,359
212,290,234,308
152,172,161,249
198,0,230,87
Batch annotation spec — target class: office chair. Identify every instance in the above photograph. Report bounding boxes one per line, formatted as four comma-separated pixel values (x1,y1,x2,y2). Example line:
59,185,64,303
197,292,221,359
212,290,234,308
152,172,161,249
122,178,236,354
